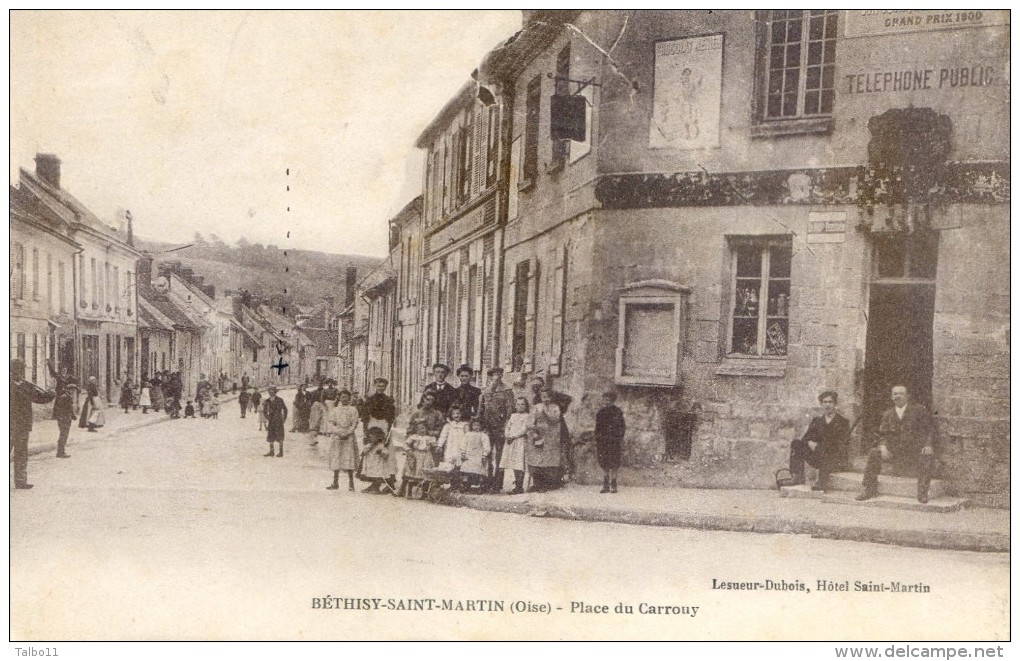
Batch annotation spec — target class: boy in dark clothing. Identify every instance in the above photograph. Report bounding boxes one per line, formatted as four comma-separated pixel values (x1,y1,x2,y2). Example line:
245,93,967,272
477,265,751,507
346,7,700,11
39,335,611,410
184,401,196,418
53,385,78,458
594,391,626,493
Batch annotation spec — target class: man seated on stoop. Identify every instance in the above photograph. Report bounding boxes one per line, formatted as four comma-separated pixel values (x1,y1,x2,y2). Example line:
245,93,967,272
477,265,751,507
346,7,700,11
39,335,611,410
857,384,936,504
788,390,849,492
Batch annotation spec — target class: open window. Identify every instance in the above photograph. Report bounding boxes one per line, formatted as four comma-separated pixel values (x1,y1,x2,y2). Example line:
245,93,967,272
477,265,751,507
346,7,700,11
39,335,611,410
615,280,690,387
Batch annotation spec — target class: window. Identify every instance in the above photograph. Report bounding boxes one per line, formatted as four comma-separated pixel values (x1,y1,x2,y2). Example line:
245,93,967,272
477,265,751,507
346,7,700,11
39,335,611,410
113,266,120,308
32,248,39,299
753,11,837,136
46,254,53,312
551,44,571,168
522,75,541,184
58,261,66,313
11,243,25,300
90,258,97,306
549,247,567,374
728,238,792,357
457,112,474,205
873,233,938,280
510,260,530,371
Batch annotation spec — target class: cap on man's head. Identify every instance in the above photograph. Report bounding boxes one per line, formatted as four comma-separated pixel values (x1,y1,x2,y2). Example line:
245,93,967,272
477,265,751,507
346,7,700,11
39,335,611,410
487,367,504,376
374,377,389,386
818,390,838,403
456,364,473,376
268,385,278,392
432,363,449,372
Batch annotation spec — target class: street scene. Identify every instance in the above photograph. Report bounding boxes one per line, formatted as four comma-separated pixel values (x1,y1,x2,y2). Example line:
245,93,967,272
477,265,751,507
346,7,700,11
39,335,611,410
9,10,1010,645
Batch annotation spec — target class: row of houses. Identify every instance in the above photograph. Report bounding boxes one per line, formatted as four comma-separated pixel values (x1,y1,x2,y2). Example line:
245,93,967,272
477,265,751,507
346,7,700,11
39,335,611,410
336,10,1009,505
10,155,319,402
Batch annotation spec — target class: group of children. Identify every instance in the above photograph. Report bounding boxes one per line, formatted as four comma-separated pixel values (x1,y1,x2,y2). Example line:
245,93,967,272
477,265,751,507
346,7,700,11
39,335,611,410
310,384,627,499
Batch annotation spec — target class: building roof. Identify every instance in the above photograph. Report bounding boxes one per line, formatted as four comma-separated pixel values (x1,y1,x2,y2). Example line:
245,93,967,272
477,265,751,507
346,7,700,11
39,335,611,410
18,167,143,256
138,298,173,332
415,79,480,148
139,288,199,331
230,317,264,348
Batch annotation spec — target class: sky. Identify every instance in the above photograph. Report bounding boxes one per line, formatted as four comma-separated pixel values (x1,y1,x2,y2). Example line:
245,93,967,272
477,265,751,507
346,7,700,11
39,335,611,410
10,10,522,257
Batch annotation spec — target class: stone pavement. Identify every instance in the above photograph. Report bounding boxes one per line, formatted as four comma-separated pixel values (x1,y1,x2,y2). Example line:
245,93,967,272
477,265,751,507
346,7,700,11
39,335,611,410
18,395,1008,554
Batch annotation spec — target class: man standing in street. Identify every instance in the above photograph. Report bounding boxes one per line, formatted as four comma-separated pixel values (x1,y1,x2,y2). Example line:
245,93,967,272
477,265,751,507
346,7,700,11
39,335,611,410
420,363,457,417
454,364,482,418
857,384,936,504
477,367,514,492
262,385,289,458
10,358,55,489
53,383,78,459
362,377,396,435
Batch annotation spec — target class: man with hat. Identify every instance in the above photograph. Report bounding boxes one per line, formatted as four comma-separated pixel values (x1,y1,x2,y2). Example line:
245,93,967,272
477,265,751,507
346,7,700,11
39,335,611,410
10,358,55,489
453,364,482,418
419,363,457,417
477,367,514,492
262,385,289,458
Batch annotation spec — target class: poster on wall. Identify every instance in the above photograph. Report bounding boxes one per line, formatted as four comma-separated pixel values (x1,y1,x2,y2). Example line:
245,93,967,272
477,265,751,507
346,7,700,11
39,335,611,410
649,33,723,150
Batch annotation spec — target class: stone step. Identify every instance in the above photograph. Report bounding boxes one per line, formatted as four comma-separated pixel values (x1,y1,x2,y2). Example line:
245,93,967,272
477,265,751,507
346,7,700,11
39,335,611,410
779,485,969,513
827,471,950,499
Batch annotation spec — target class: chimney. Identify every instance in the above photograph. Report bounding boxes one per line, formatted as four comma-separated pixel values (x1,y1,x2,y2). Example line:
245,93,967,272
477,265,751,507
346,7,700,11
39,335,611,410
126,210,134,247
34,153,61,190
344,267,358,308
137,254,154,290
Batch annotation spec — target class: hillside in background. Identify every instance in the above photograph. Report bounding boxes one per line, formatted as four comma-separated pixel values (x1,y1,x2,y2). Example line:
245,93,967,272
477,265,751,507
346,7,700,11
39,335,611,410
135,234,384,312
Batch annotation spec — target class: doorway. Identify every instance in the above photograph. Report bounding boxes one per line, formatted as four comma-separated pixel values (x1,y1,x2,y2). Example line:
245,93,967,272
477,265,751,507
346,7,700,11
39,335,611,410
862,232,938,439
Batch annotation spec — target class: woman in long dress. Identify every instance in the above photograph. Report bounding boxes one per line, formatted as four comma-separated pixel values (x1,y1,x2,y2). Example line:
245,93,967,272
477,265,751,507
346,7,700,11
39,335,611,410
326,390,361,491
528,388,562,492
138,381,152,414
500,396,530,494
359,426,394,494
398,391,446,497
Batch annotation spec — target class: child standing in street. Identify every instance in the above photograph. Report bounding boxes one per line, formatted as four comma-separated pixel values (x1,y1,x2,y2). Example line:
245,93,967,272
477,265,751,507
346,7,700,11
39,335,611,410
139,381,152,414
500,396,530,494
594,391,625,494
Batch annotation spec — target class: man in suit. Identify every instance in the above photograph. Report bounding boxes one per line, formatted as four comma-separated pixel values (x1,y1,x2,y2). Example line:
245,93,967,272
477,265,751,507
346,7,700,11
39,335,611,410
857,384,936,503
262,385,289,458
10,358,56,489
419,363,457,417
788,390,850,492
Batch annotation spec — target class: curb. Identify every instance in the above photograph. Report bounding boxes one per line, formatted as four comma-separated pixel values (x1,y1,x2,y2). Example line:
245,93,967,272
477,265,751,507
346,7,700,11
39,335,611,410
447,493,1010,554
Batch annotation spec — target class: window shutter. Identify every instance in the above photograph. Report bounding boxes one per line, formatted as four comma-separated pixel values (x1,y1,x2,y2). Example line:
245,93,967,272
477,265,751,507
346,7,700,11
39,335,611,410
524,257,539,372
550,247,567,374
472,262,484,367
11,243,23,300
473,104,487,196
504,269,517,372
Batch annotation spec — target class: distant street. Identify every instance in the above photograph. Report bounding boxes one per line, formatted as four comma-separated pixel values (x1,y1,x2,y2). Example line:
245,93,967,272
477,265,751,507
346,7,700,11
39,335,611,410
11,395,1009,641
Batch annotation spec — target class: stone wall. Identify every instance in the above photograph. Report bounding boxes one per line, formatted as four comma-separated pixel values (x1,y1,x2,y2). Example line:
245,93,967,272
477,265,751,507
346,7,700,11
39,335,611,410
932,204,1010,506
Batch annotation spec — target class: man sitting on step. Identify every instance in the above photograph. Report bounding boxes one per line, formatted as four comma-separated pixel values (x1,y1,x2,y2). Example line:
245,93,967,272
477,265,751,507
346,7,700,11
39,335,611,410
788,390,849,492
857,384,936,504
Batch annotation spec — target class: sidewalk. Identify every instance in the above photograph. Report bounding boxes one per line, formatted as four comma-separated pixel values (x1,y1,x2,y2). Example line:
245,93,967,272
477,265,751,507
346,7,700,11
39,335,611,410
446,482,1009,553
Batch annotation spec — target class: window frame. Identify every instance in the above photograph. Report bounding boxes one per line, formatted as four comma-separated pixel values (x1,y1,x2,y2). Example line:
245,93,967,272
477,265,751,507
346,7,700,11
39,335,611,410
615,280,690,387
725,236,792,360
751,10,838,137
